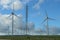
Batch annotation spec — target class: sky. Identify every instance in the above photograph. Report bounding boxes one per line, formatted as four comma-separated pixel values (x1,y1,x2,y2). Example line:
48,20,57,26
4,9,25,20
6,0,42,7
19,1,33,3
0,0,60,35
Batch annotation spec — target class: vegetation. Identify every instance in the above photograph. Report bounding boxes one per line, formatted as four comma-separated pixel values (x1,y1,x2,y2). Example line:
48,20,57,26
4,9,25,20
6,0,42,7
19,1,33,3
0,35,60,40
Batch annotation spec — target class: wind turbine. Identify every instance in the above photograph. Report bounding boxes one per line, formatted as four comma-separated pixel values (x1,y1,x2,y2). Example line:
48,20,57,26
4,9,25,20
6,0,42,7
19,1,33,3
41,10,55,35
8,11,21,35
7,0,20,35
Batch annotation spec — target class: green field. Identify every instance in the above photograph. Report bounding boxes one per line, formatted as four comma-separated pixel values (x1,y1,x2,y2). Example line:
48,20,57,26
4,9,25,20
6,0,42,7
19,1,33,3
0,35,60,40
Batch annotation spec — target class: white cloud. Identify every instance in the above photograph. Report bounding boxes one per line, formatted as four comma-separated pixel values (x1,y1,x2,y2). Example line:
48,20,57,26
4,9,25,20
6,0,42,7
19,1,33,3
0,33,6,35
0,0,24,10
1,0,11,5
39,0,45,4
28,22,35,30
0,0,45,10
0,14,60,35
10,0,24,10
2,5,10,9
0,14,23,35
0,0,32,10
21,0,32,4
33,0,45,10
0,14,36,35
33,3,40,10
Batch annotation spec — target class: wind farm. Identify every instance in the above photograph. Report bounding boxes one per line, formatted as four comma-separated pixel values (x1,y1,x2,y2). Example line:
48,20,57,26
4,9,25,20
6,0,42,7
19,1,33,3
0,5,59,40
0,0,60,40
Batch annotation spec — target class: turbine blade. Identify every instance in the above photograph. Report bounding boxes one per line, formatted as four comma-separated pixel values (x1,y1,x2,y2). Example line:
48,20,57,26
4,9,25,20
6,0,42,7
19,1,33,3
41,18,47,24
6,14,11,19
6,12,14,19
45,9,55,20
48,17,55,20
45,9,48,17
14,13,20,18
8,12,14,17
8,15,11,17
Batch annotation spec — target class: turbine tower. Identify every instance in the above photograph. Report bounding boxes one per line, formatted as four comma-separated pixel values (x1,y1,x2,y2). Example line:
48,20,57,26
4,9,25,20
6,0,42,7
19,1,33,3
42,10,55,35
26,5,28,35
8,26,9,36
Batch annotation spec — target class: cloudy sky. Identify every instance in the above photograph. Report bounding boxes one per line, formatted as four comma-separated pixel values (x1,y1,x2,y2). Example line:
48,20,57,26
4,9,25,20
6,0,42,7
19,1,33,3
0,0,60,35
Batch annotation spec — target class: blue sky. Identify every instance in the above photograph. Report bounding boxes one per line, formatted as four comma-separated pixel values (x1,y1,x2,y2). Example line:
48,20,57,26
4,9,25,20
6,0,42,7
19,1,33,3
27,0,60,29
0,0,60,35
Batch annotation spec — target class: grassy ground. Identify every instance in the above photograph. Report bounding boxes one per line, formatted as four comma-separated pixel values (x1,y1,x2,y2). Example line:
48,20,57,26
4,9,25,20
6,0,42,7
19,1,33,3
0,35,60,40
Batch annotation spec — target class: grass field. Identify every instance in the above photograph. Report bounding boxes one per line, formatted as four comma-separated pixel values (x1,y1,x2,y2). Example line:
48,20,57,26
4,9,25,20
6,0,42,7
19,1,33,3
0,35,60,40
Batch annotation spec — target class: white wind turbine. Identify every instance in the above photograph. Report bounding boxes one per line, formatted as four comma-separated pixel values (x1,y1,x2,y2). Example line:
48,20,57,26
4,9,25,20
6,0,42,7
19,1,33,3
41,10,55,35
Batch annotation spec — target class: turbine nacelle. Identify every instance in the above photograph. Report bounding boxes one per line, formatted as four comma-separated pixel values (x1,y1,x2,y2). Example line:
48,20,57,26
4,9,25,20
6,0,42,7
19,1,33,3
11,12,14,15
41,10,55,24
